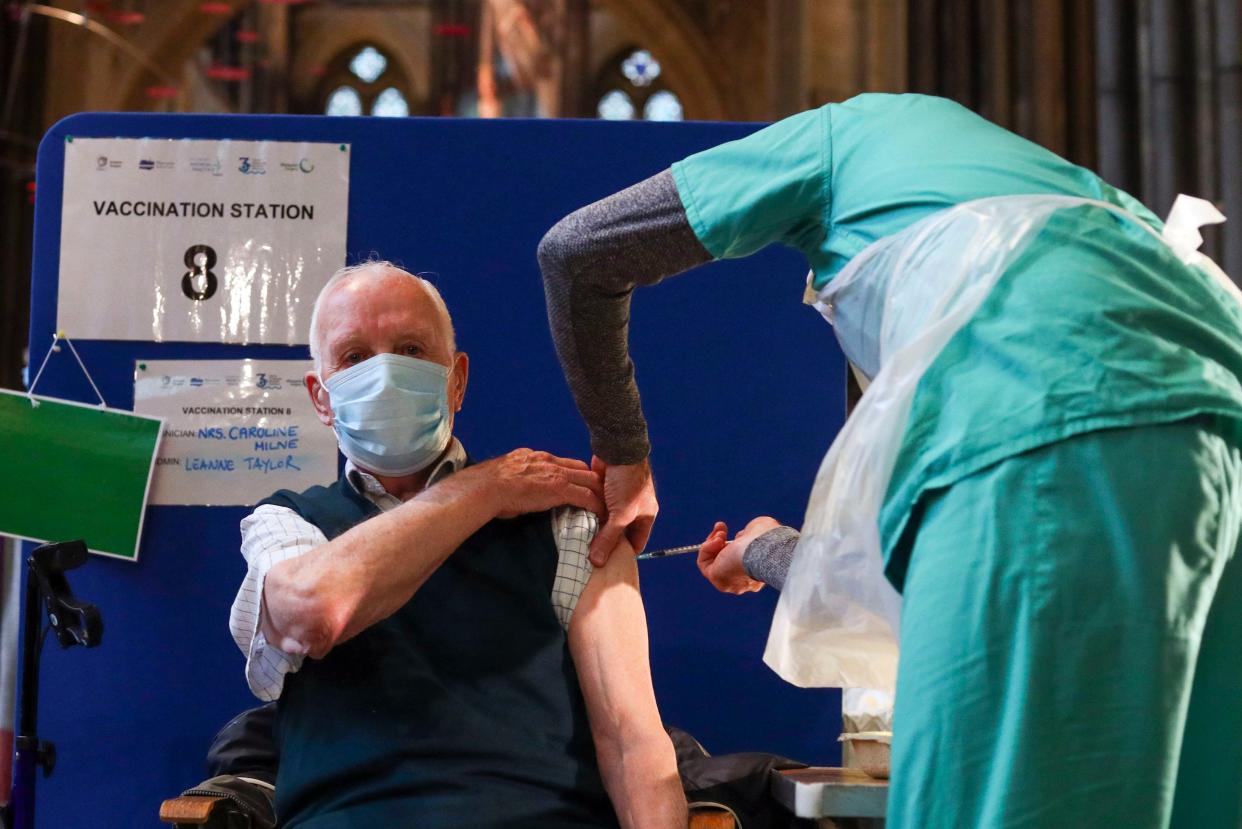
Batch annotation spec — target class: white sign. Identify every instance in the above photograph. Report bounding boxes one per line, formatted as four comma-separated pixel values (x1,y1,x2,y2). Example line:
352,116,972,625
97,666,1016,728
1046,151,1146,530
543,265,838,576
59,137,350,344
133,360,339,506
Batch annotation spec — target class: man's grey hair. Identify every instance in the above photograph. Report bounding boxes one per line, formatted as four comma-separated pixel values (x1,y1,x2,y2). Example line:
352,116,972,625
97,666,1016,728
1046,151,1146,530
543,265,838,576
308,261,456,371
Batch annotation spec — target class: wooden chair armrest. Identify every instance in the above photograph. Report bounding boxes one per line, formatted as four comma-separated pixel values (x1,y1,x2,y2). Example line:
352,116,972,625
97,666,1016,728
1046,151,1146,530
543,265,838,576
158,794,227,825
689,807,739,829
162,792,737,828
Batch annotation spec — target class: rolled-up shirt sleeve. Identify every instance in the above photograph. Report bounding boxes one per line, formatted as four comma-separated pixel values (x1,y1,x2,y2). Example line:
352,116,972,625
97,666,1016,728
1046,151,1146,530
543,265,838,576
229,504,327,701
550,507,597,631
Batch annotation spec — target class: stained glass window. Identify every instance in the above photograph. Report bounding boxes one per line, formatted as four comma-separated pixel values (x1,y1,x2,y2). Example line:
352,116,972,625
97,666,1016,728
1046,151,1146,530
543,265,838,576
621,50,660,87
372,87,410,117
643,90,683,121
325,86,363,117
321,45,413,118
596,47,683,122
598,89,636,120
349,46,387,84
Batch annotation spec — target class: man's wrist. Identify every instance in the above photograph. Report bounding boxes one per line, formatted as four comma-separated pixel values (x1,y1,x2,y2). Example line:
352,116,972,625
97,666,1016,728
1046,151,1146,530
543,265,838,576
419,463,503,521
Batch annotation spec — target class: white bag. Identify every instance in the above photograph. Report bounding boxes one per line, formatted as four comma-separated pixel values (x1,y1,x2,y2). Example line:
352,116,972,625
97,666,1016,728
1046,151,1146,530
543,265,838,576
763,193,1217,690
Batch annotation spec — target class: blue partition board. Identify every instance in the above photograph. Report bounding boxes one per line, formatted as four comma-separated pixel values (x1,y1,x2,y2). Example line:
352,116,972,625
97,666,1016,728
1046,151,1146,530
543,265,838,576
23,112,846,827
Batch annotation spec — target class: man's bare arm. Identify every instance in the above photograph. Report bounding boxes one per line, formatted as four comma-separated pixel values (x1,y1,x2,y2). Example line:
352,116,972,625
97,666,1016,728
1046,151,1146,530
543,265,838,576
262,450,604,658
569,539,686,829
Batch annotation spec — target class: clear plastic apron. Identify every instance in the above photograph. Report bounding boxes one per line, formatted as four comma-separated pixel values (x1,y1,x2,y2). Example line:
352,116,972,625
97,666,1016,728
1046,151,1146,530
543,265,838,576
764,193,1233,691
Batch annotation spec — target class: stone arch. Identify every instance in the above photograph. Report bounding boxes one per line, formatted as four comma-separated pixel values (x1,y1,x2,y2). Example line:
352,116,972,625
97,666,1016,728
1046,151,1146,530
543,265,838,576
286,11,431,115
112,0,249,111
110,1,735,121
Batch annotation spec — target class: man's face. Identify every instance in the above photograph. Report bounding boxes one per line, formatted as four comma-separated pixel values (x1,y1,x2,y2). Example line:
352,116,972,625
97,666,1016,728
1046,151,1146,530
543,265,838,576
306,272,468,431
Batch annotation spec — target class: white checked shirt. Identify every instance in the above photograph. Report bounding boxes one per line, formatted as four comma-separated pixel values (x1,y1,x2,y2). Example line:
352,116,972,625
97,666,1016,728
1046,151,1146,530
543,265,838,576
228,439,597,701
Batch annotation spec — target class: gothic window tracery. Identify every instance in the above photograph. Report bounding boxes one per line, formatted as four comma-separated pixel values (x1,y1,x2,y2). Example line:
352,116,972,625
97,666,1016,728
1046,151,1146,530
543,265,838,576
321,44,412,118
595,47,683,122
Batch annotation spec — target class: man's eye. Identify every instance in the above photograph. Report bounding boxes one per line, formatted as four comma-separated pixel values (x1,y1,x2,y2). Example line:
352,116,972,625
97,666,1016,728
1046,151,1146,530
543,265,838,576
403,345,421,356
345,352,363,364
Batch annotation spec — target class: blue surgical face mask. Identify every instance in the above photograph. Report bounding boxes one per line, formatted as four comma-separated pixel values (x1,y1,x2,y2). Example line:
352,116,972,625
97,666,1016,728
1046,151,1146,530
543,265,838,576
323,353,453,476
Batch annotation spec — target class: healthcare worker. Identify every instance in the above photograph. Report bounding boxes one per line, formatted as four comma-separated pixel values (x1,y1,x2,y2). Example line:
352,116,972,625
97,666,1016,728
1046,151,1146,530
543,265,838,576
537,93,1242,827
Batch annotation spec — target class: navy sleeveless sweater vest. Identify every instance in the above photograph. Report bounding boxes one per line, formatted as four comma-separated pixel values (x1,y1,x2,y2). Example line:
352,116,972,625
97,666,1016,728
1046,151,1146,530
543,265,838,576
262,476,618,829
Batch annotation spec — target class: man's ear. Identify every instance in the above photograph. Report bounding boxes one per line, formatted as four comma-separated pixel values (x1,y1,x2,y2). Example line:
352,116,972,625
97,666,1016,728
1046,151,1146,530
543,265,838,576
306,371,333,426
450,352,469,413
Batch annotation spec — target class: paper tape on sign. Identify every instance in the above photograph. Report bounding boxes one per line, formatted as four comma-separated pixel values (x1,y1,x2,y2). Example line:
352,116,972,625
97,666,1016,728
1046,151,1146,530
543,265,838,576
57,137,350,344
0,389,162,561
133,359,339,506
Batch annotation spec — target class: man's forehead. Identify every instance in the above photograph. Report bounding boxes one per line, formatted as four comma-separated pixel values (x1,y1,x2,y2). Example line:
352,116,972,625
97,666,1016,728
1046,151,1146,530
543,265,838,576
319,272,447,340
327,269,423,303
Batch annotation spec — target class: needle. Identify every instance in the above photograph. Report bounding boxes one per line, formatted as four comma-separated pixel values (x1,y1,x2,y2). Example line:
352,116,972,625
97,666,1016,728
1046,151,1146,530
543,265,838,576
636,543,705,560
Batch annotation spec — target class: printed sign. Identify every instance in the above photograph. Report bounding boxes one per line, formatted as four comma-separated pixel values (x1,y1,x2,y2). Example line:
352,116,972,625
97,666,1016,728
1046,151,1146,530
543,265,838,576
133,360,339,506
58,137,350,344
0,389,162,560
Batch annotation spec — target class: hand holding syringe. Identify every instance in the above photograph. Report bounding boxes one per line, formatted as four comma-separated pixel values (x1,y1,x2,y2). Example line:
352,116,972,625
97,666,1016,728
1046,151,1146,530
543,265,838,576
637,518,782,594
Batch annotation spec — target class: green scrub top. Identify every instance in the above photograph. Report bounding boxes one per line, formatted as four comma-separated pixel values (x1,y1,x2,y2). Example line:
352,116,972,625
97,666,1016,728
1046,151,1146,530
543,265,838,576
671,93,1242,580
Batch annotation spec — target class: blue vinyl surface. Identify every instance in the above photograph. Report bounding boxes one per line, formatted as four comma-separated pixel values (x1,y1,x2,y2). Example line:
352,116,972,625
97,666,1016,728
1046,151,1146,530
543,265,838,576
22,112,846,827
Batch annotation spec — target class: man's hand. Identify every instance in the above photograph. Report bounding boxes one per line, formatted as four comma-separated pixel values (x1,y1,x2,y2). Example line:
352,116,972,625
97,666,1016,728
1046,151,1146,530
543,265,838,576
696,517,779,594
588,458,658,566
467,448,605,519
261,570,336,659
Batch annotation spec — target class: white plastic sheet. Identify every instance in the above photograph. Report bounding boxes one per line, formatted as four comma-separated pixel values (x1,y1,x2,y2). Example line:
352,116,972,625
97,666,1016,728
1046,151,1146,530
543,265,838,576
1163,195,1240,304
764,194,1209,690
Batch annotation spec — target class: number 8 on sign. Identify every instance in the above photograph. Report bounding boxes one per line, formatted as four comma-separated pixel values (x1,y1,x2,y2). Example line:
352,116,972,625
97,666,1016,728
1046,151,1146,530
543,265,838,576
181,244,218,301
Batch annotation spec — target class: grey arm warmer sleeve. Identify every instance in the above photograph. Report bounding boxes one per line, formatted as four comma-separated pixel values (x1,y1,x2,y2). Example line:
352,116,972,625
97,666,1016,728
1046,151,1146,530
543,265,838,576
537,169,711,464
742,526,800,591
538,172,798,592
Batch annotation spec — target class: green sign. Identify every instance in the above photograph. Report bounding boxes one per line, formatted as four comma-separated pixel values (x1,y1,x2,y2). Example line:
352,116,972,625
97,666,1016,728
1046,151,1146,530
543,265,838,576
0,389,162,560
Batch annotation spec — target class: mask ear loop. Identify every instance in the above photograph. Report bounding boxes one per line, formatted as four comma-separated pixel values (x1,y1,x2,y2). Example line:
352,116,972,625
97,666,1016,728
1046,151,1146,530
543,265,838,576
25,331,109,409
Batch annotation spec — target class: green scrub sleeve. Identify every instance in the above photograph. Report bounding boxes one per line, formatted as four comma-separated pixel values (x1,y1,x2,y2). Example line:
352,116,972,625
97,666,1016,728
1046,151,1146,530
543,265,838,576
671,106,830,260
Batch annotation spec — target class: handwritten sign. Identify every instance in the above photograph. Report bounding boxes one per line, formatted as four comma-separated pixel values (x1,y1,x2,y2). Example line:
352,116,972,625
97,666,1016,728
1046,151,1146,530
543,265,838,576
133,359,338,506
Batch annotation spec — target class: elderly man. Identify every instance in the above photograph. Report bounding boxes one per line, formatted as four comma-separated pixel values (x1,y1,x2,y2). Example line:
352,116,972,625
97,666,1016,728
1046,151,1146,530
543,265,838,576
228,262,685,829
